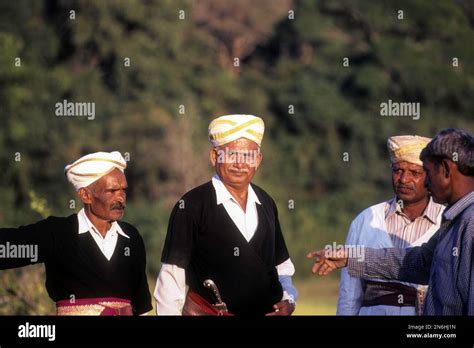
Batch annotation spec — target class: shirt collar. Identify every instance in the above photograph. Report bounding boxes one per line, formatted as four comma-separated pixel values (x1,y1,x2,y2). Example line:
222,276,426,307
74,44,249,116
211,175,261,206
443,190,474,221
423,196,444,224
385,196,440,224
77,208,130,238
385,197,400,219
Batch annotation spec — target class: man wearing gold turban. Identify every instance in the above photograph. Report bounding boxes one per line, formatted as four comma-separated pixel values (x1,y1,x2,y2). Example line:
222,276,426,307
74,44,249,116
335,135,445,315
0,151,152,315
154,114,297,316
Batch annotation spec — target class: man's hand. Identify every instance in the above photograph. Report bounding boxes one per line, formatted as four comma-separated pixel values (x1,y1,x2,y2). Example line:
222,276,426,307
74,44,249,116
265,300,295,316
306,249,348,276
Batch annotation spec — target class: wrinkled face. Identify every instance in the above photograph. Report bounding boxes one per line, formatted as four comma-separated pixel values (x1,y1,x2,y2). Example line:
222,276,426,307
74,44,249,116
80,168,127,221
391,161,429,204
210,138,263,188
423,159,450,204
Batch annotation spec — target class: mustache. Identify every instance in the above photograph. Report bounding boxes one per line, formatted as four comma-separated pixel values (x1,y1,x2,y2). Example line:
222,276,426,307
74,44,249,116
111,203,126,210
396,185,414,190
229,168,250,174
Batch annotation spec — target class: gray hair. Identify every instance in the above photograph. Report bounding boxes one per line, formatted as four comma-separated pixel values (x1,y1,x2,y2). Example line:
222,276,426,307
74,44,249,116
420,128,474,176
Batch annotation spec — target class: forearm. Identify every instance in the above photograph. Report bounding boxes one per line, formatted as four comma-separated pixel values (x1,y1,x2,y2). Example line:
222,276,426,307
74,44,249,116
0,225,46,269
277,258,298,303
132,235,153,315
347,247,431,285
154,263,186,315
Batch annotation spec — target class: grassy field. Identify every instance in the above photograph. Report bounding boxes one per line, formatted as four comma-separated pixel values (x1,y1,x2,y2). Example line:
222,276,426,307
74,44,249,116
0,268,341,315
293,276,339,315
147,275,340,316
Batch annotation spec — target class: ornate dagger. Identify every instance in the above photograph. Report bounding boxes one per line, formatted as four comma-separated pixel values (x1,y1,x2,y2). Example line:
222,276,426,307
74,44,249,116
203,279,228,314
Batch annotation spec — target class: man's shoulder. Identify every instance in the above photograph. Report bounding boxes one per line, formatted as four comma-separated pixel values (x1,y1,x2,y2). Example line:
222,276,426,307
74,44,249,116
452,203,474,244
353,201,387,223
250,182,275,205
180,181,214,203
41,214,77,228
116,220,141,239
16,214,78,237
458,201,474,226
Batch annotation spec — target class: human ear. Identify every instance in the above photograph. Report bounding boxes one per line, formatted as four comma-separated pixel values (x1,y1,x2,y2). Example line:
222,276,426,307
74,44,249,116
78,188,93,205
441,159,451,178
210,148,217,167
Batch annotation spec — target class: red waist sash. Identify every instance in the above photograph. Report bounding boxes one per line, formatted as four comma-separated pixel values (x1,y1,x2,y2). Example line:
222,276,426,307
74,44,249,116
182,292,233,316
56,297,133,316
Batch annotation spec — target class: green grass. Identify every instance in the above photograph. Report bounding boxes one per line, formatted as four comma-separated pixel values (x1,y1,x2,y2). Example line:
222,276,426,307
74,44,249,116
293,276,340,315
147,276,341,316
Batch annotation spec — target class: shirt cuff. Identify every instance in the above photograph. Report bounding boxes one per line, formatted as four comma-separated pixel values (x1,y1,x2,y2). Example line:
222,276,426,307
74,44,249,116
279,275,298,303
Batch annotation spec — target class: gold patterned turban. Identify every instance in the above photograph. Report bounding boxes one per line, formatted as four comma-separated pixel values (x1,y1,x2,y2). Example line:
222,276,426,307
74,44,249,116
387,135,431,166
208,114,265,147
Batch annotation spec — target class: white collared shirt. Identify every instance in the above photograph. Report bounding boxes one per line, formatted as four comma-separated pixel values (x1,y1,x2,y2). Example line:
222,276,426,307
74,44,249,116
212,174,261,242
77,208,129,261
154,176,297,315
212,176,296,278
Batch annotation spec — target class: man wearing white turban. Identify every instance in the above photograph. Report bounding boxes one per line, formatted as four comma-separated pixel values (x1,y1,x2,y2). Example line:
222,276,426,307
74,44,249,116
0,151,152,315
154,114,297,316
334,135,445,315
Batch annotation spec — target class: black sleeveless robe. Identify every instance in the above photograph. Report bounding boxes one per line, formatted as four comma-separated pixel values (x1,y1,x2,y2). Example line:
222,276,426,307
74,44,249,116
161,181,290,316
0,215,152,315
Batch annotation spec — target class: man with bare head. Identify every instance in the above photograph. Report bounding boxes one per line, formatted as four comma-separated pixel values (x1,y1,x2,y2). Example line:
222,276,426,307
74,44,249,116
155,114,297,316
0,151,152,315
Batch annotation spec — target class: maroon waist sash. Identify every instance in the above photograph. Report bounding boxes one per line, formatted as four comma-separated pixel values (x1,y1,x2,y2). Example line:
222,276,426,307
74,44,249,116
56,297,133,316
182,292,233,316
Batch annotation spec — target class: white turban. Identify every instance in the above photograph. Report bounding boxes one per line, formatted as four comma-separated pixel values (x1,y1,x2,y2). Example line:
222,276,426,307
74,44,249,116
208,114,265,147
65,151,127,191
387,135,431,166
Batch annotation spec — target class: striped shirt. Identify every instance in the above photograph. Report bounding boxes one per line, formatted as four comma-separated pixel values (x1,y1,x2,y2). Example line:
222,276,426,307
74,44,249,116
348,190,474,315
385,197,444,248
